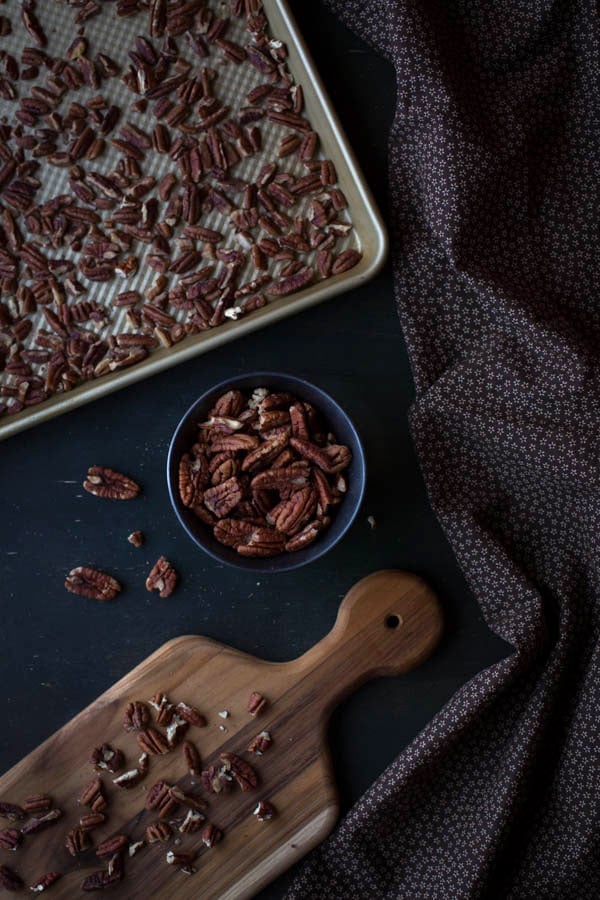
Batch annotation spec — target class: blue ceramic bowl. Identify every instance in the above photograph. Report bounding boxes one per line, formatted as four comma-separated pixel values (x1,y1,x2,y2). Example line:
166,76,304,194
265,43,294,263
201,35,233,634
167,372,366,573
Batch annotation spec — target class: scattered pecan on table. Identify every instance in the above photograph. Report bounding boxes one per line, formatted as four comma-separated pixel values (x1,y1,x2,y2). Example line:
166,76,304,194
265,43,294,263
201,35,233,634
145,556,178,598
83,466,141,500
64,566,122,601
179,387,352,556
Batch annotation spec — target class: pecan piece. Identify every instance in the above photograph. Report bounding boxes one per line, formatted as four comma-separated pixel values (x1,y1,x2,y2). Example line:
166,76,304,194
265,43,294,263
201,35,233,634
179,809,205,833
65,826,92,856
166,850,196,868
253,799,276,821
209,389,245,418
0,829,21,850
29,872,61,892
267,487,317,535
213,518,255,548
81,869,122,891
83,466,141,500
175,702,206,728
0,864,24,892
128,530,144,547
182,740,201,777
247,692,268,716
219,752,258,791
178,452,209,507
112,768,145,789
65,567,121,602
90,744,124,774
203,477,243,518
285,518,329,553
78,779,107,812
200,765,232,795
96,835,128,858
23,794,52,814
145,821,171,843
248,730,272,754
137,727,170,755
123,700,150,731
250,463,310,492
21,809,62,834
80,812,106,831
145,557,178,598
145,781,170,811
241,433,288,473
200,823,222,848
236,526,286,558
0,803,24,822
324,444,353,474
210,434,260,454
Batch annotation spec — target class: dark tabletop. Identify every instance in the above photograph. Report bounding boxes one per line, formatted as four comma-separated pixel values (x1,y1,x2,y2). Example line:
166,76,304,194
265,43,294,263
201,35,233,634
0,2,509,896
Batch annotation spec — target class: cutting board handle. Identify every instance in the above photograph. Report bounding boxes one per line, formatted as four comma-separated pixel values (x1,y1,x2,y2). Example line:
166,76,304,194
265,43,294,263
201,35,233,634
296,570,443,712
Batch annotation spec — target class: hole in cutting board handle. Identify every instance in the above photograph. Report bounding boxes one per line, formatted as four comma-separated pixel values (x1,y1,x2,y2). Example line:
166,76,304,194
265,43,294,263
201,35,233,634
385,614,402,629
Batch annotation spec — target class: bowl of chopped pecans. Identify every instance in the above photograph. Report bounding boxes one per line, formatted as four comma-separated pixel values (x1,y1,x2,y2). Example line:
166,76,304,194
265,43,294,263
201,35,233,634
167,372,366,572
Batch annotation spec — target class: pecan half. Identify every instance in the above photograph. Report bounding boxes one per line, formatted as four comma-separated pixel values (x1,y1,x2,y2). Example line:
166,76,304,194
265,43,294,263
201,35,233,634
203,476,243,517
0,829,21,850
209,390,245,418
182,740,201,778
267,486,317,535
200,823,222,848
78,779,106,812
200,765,232,795
83,466,141,500
178,809,205,833
285,518,329,552
166,850,196,867
29,872,62,892
145,821,171,843
137,727,170,756
175,702,206,728
65,826,92,856
21,809,62,834
219,752,258,791
90,744,124,774
128,530,144,547
65,567,121,602
112,768,145,790
96,835,128,858
145,557,178,598
0,864,24,892
236,526,285,558
123,700,150,731
247,692,268,716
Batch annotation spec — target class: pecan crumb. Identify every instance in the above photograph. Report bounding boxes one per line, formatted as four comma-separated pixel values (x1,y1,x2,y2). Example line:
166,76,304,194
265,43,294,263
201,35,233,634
253,799,276,821
127,530,144,547
145,556,178,598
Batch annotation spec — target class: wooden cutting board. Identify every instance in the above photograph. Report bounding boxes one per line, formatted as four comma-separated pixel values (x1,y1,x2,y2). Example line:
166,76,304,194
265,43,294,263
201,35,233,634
0,570,442,898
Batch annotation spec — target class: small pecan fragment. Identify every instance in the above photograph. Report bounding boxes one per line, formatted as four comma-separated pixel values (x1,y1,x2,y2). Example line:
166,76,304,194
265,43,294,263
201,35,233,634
23,794,52,814
78,779,107,812
137,727,170,756
96,835,128,858
29,871,61,892
247,692,267,716
248,731,272,755
90,744,124,774
145,821,171,843
175,702,206,728
65,826,92,856
127,531,144,547
200,765,232,795
81,869,122,891
128,840,145,858
200,823,222,848
21,809,62,835
123,701,150,732
0,864,24,892
145,557,178,598
0,803,24,822
65,567,121,602
83,466,141,500
213,518,255,548
0,829,21,850
253,799,276,821
182,740,201,778
166,850,196,868
112,768,145,790
219,753,258,792
178,809,205,833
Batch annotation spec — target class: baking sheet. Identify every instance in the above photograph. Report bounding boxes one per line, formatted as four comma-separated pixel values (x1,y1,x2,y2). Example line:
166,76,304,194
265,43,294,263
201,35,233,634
0,0,387,441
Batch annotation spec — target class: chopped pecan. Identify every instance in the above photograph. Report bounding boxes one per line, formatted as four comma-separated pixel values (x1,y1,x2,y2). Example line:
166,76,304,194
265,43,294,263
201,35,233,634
137,727,170,755
248,730,272,754
210,433,260,454
250,463,310,492
209,389,246,418
83,466,141,500
29,872,61,892
182,740,201,777
128,530,144,547
175,702,206,728
21,809,62,834
96,835,128,858
253,799,276,821
219,752,258,791
65,826,92,856
0,829,21,850
145,557,178,598
236,526,286,558
123,700,150,731
324,444,353,473
241,433,289,473
0,864,24,892
200,823,222,848
79,779,107,812
203,476,243,517
267,486,317,535
23,794,52,814
65,567,121,602
90,744,124,774
200,765,232,795
145,821,171,843
0,803,24,822
247,692,268,716
145,780,170,811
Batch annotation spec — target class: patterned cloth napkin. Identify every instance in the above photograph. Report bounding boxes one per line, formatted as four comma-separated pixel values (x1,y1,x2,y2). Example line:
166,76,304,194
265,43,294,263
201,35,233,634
288,1,600,897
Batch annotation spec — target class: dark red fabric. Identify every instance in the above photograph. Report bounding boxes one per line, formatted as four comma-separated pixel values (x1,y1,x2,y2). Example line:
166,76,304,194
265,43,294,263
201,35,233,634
288,1,600,897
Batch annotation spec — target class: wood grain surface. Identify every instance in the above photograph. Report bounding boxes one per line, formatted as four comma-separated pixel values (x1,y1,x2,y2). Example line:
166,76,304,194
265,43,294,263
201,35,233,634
0,571,442,898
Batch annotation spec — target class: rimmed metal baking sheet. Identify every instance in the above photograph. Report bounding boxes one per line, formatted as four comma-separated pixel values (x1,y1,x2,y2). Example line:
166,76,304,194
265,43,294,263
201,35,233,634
0,0,387,441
